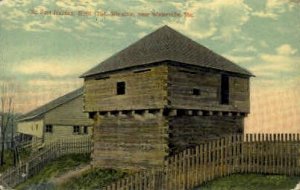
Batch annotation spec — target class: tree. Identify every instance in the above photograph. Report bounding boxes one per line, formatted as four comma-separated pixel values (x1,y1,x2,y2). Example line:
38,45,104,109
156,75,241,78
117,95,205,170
0,82,14,166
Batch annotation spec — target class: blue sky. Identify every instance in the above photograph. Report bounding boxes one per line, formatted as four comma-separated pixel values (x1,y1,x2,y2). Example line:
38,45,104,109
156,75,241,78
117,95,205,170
0,0,299,132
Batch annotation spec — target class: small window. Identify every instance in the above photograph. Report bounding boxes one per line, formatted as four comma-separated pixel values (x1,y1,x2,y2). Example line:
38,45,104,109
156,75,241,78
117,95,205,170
83,126,88,134
73,125,80,134
221,75,229,104
45,125,53,133
117,82,126,95
193,88,201,96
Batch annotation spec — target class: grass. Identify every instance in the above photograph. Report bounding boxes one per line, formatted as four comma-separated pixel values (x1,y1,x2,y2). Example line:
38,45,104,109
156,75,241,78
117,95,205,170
15,153,126,190
196,174,300,190
0,150,15,172
59,168,127,189
11,152,299,190
16,153,91,190
0,148,31,172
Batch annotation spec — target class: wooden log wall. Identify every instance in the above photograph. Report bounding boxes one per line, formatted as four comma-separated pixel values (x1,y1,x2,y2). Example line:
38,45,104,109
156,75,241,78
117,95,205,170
102,133,300,190
168,115,244,154
167,65,250,113
229,76,250,112
92,111,168,170
84,65,168,112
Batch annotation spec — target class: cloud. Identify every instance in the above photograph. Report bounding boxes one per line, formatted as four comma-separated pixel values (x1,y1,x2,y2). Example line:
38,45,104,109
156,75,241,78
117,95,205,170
14,58,96,77
23,20,57,32
223,55,254,63
135,20,157,30
276,44,297,55
0,0,253,43
27,79,80,87
166,0,252,41
252,0,290,19
251,54,298,76
0,0,31,7
249,44,299,79
252,11,277,19
16,79,83,113
0,0,107,32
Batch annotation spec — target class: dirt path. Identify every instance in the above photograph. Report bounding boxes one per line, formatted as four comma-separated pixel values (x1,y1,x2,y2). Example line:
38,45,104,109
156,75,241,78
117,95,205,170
293,183,300,190
51,164,92,186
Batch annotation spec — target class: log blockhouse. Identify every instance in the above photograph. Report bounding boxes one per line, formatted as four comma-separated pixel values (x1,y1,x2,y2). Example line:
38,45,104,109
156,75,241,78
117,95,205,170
81,26,253,170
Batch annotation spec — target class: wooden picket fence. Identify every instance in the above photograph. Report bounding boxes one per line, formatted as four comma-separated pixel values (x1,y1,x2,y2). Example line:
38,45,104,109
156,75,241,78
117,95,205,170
0,136,92,188
102,133,300,190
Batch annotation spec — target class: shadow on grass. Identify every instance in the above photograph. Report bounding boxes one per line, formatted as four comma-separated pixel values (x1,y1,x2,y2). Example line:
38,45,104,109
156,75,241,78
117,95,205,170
194,174,300,190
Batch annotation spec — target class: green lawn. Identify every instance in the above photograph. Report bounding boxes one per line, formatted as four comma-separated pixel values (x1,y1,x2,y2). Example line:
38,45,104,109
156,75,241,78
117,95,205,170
0,148,31,172
59,168,127,190
13,153,300,190
0,150,15,172
196,174,300,190
15,153,127,190
16,153,91,190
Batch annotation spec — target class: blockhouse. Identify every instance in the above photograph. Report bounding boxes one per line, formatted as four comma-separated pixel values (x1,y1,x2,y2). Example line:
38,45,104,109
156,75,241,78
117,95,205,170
81,26,253,170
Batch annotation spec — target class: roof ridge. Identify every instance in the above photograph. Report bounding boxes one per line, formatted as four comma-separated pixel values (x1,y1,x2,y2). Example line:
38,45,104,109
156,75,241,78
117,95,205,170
80,25,253,77
80,25,171,77
18,87,83,121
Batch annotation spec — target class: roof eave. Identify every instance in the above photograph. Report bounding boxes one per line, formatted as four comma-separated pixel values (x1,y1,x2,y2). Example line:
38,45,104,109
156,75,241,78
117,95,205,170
79,60,254,78
19,88,84,121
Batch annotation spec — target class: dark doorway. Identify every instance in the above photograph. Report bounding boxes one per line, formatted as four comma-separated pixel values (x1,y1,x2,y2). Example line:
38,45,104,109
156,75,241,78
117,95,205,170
221,75,229,104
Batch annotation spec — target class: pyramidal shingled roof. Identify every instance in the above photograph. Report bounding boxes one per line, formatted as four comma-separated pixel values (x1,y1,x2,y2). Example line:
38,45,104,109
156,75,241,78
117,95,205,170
18,87,83,121
81,25,253,77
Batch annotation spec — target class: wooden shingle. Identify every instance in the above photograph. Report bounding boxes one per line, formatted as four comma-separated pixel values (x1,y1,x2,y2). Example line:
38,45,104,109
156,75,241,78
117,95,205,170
81,25,253,77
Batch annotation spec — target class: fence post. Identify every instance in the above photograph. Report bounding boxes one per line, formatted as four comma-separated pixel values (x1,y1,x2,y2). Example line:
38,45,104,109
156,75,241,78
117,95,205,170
25,162,29,180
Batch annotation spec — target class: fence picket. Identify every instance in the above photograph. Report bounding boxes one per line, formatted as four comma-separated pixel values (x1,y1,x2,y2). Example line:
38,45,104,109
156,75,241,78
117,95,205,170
2,134,300,190
0,137,92,188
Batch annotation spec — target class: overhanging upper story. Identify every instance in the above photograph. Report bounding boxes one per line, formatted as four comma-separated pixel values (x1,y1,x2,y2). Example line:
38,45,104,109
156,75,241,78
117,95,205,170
81,26,253,115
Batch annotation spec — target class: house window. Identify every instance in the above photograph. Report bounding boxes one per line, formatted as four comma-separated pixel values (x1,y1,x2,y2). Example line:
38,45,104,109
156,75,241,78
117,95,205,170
83,126,88,134
193,88,201,96
221,75,229,104
45,125,53,133
117,82,126,95
73,125,80,134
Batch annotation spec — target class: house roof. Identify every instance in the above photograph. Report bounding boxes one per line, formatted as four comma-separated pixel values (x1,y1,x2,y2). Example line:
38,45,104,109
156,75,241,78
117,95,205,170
18,87,83,122
81,25,253,77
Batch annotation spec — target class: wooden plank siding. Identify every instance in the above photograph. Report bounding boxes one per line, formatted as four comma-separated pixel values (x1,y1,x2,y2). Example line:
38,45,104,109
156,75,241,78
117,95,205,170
83,65,168,112
17,119,44,138
44,95,92,126
92,113,168,170
167,65,250,113
17,94,92,147
44,125,92,142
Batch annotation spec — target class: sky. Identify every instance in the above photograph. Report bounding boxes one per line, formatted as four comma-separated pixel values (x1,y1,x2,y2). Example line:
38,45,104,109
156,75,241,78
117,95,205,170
0,0,299,133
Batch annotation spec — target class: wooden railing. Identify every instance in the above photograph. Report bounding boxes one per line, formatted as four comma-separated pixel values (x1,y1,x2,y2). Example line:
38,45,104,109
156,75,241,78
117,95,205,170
0,136,92,188
102,133,300,190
